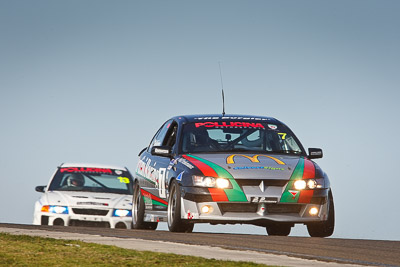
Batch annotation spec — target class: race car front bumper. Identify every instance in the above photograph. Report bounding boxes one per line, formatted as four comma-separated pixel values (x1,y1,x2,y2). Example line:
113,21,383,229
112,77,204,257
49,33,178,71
180,186,329,225
33,207,132,229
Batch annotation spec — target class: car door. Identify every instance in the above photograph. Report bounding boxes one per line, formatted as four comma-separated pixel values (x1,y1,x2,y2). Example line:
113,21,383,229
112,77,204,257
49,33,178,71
137,119,177,211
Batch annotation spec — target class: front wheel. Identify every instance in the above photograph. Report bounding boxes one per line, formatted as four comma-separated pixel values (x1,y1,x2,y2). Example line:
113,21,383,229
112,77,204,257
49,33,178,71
307,190,335,237
167,180,194,233
132,182,158,230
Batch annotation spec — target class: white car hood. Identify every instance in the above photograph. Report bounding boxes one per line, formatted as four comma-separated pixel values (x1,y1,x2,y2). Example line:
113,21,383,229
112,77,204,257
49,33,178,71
40,191,132,209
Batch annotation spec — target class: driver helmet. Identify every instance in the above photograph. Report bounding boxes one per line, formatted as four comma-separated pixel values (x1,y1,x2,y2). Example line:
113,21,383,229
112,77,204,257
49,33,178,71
66,173,84,187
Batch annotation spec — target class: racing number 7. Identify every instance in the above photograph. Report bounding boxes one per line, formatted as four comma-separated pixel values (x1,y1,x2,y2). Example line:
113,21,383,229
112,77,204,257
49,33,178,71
278,133,287,140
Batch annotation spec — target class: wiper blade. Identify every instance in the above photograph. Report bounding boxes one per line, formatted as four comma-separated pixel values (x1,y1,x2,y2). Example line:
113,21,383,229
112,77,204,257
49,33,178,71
274,150,301,154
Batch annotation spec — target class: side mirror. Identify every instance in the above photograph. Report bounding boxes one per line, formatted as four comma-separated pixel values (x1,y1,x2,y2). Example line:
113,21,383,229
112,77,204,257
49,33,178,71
35,185,46,193
151,146,172,158
308,148,323,159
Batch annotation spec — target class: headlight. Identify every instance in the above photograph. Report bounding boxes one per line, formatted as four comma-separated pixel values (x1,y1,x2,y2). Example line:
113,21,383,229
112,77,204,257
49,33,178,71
41,205,69,214
293,180,307,190
192,176,231,188
216,178,230,189
113,209,132,217
293,179,321,190
307,179,317,189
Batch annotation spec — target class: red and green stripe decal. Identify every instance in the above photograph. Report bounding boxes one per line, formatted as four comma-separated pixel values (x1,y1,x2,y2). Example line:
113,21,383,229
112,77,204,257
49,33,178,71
280,157,315,203
141,188,168,207
182,154,247,202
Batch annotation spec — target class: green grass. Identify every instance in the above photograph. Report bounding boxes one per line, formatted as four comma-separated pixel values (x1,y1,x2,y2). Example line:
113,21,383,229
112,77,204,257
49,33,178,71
0,233,274,266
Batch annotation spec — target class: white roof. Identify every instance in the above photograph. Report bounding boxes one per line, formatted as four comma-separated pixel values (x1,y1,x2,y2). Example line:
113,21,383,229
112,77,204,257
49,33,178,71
60,162,128,171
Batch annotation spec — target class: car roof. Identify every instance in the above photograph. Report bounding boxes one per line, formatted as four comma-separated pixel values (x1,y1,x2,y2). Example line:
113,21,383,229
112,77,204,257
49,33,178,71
60,162,128,171
172,114,281,124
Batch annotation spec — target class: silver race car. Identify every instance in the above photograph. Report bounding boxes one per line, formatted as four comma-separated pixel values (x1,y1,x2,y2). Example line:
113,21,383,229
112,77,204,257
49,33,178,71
33,163,134,229
133,115,334,237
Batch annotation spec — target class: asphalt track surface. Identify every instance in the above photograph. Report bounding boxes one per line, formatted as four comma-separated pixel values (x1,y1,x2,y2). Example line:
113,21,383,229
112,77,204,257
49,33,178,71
1,223,399,267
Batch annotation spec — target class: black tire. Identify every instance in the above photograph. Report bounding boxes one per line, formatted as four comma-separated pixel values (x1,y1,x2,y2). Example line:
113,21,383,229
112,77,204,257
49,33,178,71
167,179,194,233
307,190,335,237
132,182,158,230
266,224,291,236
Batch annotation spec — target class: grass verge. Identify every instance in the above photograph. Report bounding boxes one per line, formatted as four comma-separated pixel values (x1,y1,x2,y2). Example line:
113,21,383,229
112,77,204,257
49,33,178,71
0,233,276,266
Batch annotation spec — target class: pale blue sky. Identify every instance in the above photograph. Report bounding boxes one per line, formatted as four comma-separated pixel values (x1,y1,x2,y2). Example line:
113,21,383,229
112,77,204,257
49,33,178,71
1,1,399,240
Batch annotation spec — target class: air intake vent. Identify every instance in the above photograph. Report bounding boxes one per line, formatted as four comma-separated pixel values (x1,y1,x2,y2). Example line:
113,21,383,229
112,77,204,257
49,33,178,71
72,208,109,216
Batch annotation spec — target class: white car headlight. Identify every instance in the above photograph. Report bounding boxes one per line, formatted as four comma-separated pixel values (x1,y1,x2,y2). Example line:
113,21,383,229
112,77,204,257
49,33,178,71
113,209,132,217
293,179,319,190
41,205,69,214
216,178,230,189
293,180,307,190
193,176,231,188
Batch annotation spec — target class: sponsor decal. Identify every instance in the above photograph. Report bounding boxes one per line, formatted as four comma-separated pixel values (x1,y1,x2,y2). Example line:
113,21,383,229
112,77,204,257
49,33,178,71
136,158,159,184
60,167,112,174
184,210,199,219
187,211,194,220
154,148,169,154
117,177,130,184
140,189,168,207
195,121,265,129
233,166,285,171
268,124,277,130
176,171,184,181
167,159,177,171
310,151,322,156
226,154,285,165
115,170,123,175
194,116,270,121
251,197,278,203
177,158,194,169
278,133,287,139
289,190,298,199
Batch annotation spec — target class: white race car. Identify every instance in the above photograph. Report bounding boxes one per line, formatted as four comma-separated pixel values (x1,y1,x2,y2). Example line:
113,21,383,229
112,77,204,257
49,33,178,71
33,163,134,229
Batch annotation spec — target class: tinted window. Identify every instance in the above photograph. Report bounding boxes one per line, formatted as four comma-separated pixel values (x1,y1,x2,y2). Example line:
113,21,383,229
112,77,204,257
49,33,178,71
181,121,304,154
48,167,133,195
149,120,173,149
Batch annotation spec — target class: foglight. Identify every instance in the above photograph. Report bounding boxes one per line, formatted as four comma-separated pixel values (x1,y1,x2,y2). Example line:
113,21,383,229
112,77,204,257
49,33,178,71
113,209,132,217
309,207,319,216
201,205,214,214
294,180,307,190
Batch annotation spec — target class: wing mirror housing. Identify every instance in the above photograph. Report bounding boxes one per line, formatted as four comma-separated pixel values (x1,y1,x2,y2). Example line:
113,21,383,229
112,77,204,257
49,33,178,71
308,148,323,159
151,146,172,158
35,185,46,193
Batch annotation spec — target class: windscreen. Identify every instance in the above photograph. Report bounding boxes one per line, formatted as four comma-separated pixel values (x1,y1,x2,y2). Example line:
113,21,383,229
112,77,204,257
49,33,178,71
48,167,133,194
181,121,304,154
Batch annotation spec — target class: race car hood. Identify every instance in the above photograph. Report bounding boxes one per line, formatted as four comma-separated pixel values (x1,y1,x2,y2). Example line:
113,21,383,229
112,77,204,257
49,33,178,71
183,153,303,180
41,191,132,209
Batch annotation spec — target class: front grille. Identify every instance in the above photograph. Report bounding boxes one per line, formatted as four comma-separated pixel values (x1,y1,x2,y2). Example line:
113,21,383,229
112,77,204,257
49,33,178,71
69,220,110,228
266,204,302,214
219,203,258,213
235,179,288,187
218,203,302,214
72,208,109,216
